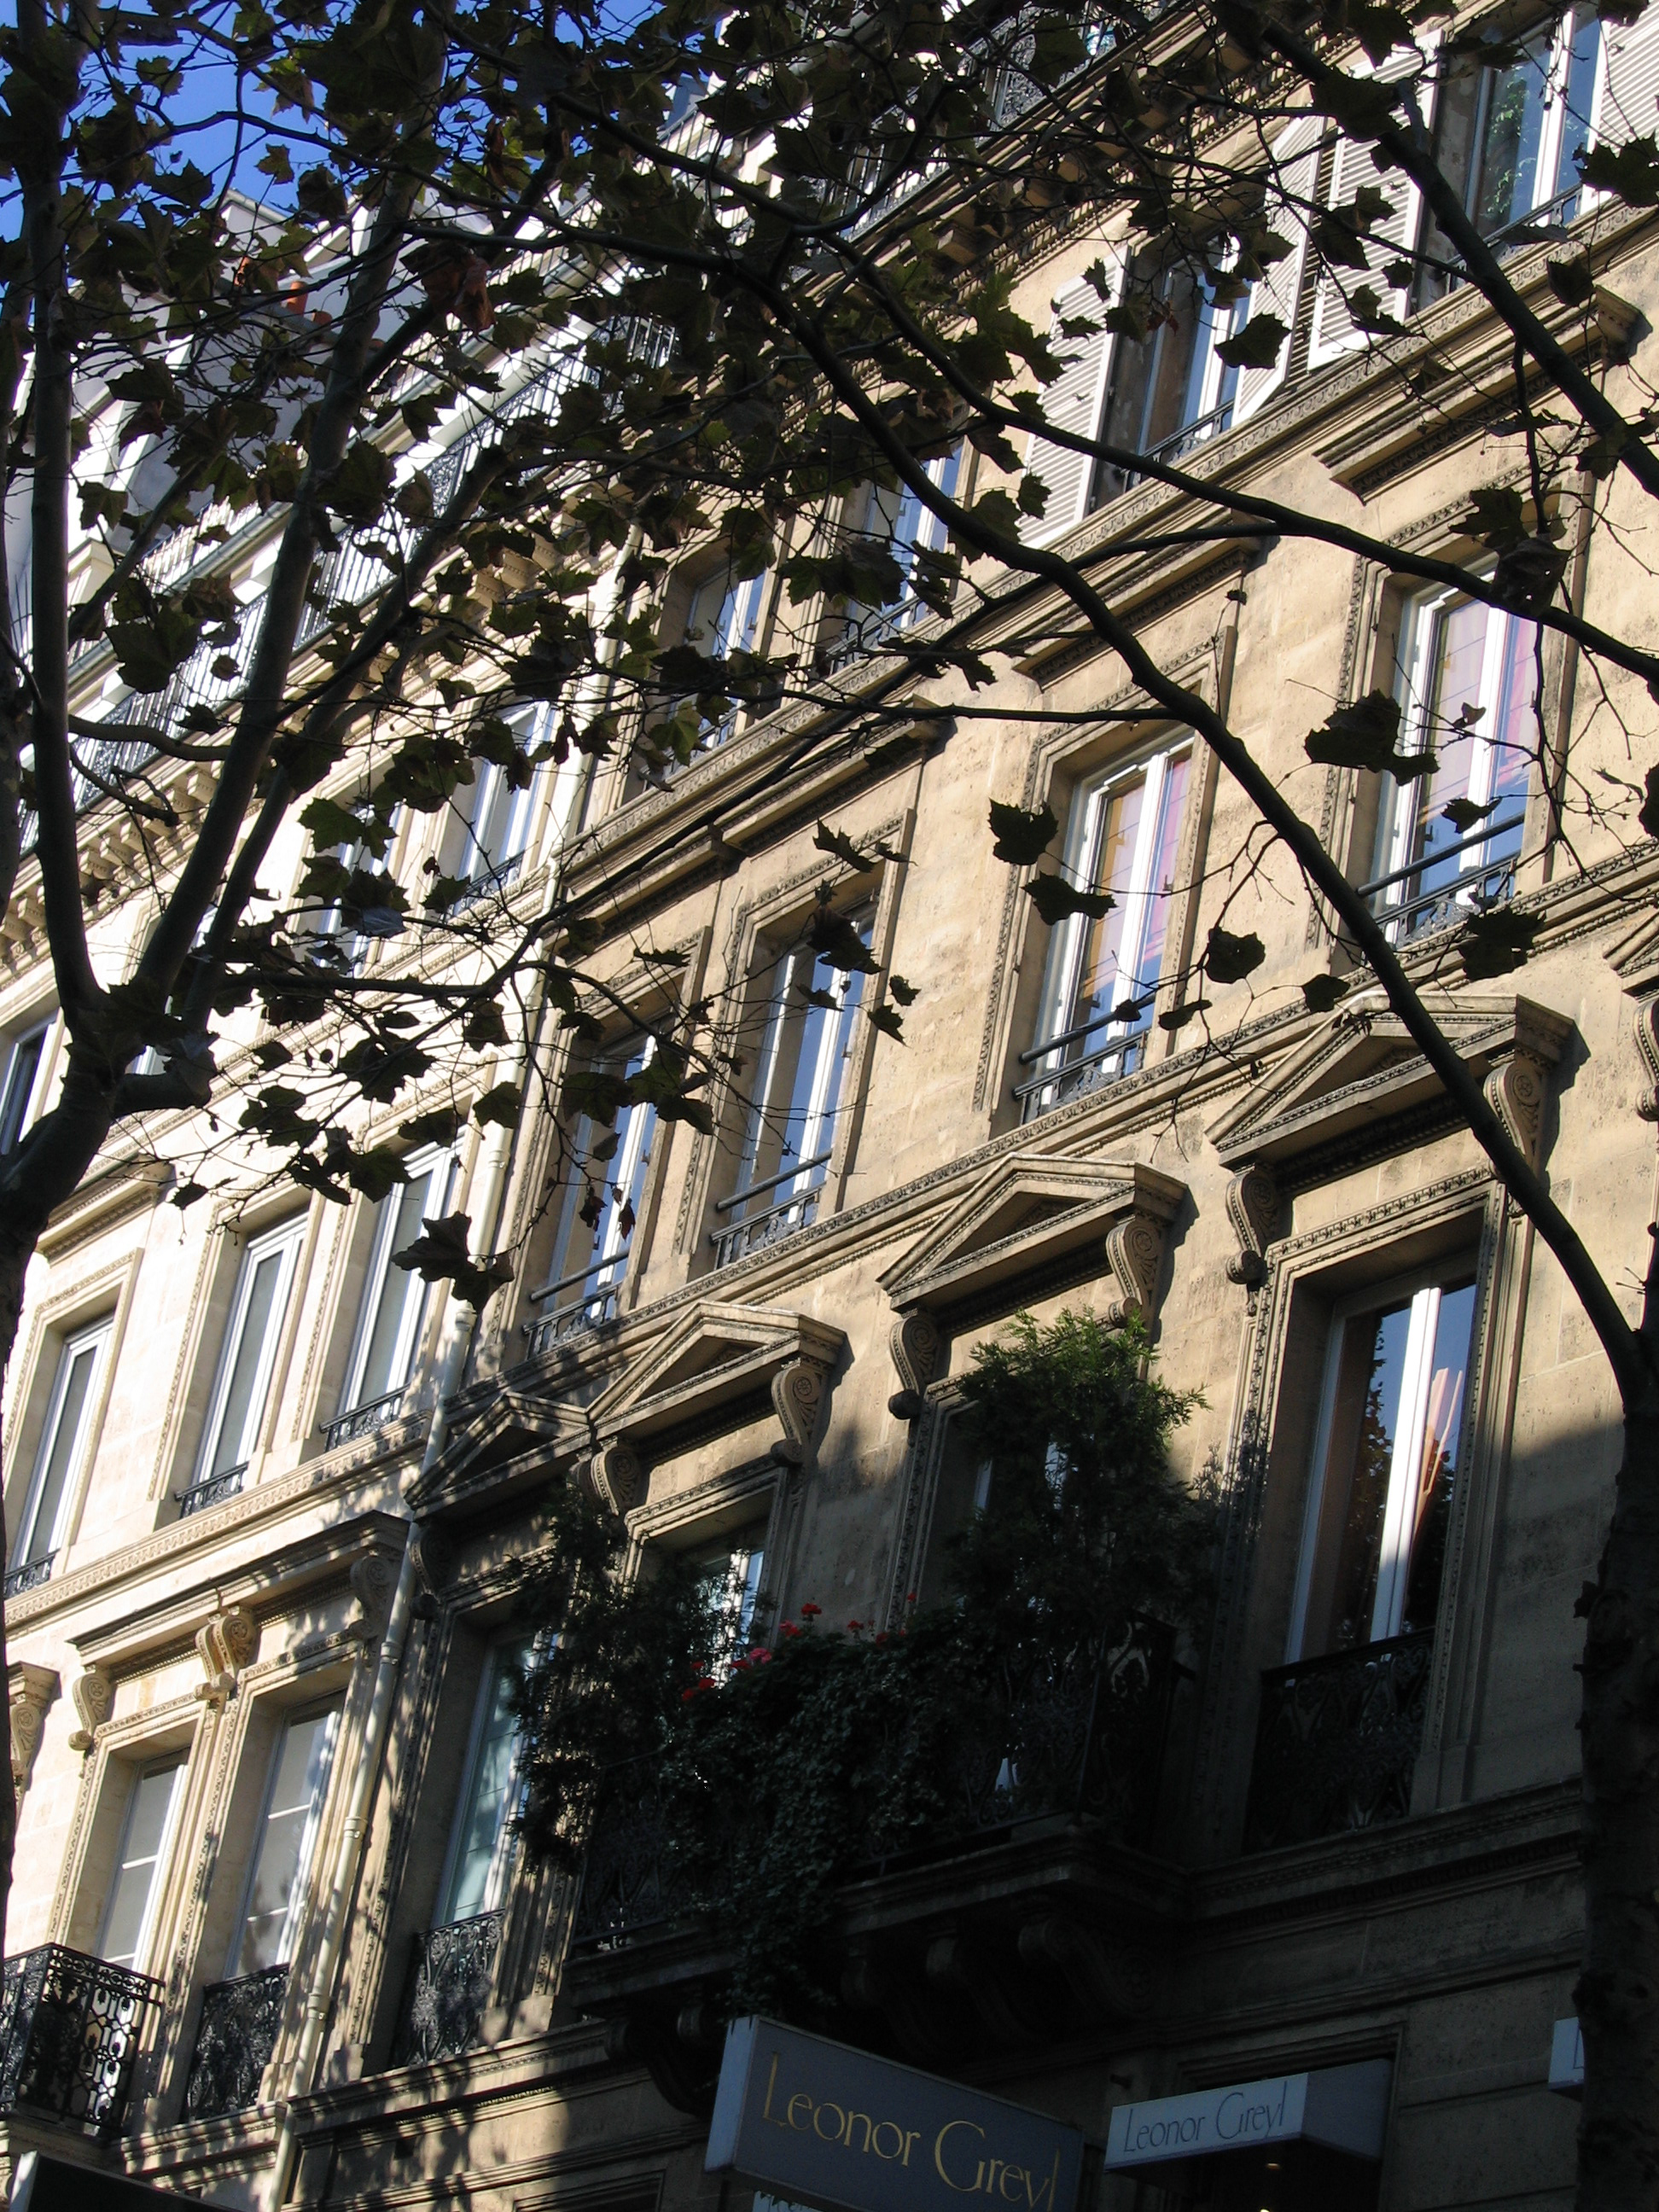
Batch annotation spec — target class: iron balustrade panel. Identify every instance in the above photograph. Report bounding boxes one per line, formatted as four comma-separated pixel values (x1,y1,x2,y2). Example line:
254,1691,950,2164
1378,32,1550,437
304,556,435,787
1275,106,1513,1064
1243,1629,1435,1854
1016,1031,1150,1121
526,1284,621,1357
0,1944,160,2137
4,1552,55,1599
177,1465,247,1519
324,1388,405,1452
183,1964,289,2121
572,1620,1179,1952
391,1911,504,2068
710,1184,823,1269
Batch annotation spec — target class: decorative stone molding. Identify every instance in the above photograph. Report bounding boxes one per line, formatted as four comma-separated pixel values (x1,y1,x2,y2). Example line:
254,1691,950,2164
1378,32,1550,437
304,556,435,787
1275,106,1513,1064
1483,1045,1552,1168
406,1390,593,1522
888,1312,942,1421
9,1663,57,1793
348,1554,395,1644
410,1522,455,1600
770,1357,829,1468
194,1605,258,1703
1635,996,1659,1125
1225,1163,1280,1293
68,1666,114,1751
1102,1207,1170,1330
587,1440,643,1516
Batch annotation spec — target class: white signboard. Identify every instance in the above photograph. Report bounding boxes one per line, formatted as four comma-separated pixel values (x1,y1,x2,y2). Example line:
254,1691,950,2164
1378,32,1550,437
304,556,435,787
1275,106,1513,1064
1104,2058,1390,2171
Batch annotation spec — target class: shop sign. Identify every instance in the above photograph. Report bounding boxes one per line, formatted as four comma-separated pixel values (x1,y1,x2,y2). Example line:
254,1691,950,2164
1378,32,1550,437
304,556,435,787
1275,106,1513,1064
1103,2058,1390,2170
707,2017,1087,2212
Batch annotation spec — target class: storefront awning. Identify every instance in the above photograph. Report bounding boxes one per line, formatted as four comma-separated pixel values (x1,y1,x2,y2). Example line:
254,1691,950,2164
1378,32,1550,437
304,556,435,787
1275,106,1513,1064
1103,2058,1391,2172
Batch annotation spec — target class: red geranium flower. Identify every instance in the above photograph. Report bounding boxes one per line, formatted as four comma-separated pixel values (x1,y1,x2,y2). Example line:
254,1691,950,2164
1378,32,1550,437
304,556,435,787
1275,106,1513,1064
780,1621,801,1638
847,1620,864,1633
800,1602,822,1618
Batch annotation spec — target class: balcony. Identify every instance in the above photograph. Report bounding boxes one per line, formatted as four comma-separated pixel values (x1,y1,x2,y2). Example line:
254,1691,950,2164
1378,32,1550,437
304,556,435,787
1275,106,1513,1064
1359,813,1524,946
524,1255,628,1356
390,1911,504,2069
1015,1016,1150,1122
323,1388,405,1453
0,1945,160,2139
566,1623,1183,2110
3,1552,55,1600
1243,1631,1434,1854
710,1153,831,1269
183,1965,288,2120
177,1465,247,1520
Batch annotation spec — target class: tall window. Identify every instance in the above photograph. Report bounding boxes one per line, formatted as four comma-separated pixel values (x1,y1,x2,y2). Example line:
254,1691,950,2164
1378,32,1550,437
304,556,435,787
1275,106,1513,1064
1092,265,1249,501
1419,10,1602,299
436,1640,532,1927
1366,589,1534,943
306,816,403,975
100,1760,186,1971
189,1219,306,1511
230,1704,341,1978
1287,1272,1478,1661
0,1022,49,1155
694,1534,766,1677
1019,742,1192,1121
535,1039,658,1341
446,703,547,896
672,565,772,757
10,1318,112,1594
837,451,960,659
713,921,871,1266
335,1149,453,1427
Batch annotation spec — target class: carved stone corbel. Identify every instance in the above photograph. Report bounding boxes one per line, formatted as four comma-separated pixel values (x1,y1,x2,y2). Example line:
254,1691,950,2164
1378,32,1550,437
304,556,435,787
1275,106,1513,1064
195,1605,258,1703
1225,1163,1280,1293
771,1356,830,1467
1484,1046,1551,1167
588,1440,643,1516
68,1665,114,1751
410,1522,454,1602
887,1311,941,1422
1636,997,1659,1124
9,1663,57,1795
348,1555,394,1645
1102,1208,1169,1330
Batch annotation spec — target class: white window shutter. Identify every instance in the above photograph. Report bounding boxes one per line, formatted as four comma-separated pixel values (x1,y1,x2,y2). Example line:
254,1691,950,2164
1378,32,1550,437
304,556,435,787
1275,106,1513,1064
1596,3,1659,154
1020,269,1115,545
1308,44,1437,366
1234,117,1324,423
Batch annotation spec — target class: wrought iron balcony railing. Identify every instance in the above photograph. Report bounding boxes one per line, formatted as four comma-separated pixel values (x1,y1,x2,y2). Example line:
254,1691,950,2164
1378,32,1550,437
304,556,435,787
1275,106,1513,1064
177,1464,247,1520
0,1945,161,2139
391,1910,504,2069
1243,1629,1435,1854
1358,814,1525,945
573,1619,1179,1952
710,1152,832,1270
323,1388,406,1453
183,1964,289,2121
4,1552,55,1600
1015,1016,1150,1121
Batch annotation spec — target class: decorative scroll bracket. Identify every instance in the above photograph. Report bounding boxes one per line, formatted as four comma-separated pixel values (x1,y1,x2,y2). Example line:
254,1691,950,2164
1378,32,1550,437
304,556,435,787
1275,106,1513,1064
1483,1044,1553,1169
1225,1163,1280,1301
9,1663,58,1794
68,1665,114,1752
195,1606,258,1704
888,1312,942,1422
771,1356,831,1469
1636,997,1659,1126
1102,1208,1171,1330
347,1555,395,1649
587,1440,643,1516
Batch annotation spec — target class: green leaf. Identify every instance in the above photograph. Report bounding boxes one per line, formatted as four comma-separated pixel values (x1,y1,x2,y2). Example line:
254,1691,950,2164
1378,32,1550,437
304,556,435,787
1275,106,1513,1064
988,800,1058,865
868,1003,905,1042
1468,484,1526,553
806,905,878,974
1305,690,1433,781
399,1107,462,1148
1026,873,1115,926
1442,795,1499,833
1457,908,1543,981
888,972,919,1006
1214,313,1288,371
1158,998,1212,1033
813,819,872,871
1205,925,1266,986
1581,134,1659,207
392,1209,513,1309
327,440,395,524
1546,253,1596,308
300,795,365,848
473,1081,523,1129
1301,974,1350,1015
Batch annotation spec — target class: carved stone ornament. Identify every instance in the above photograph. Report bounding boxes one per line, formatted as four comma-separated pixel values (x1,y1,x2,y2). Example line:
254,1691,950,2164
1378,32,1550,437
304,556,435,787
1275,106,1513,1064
1102,1208,1169,1330
587,1440,643,1516
1225,1163,1280,1291
1636,997,1659,1125
68,1665,114,1751
348,1554,395,1644
410,1522,455,1600
888,1311,942,1422
1483,1047,1552,1168
195,1605,258,1703
771,1356,830,1468
9,1663,58,1794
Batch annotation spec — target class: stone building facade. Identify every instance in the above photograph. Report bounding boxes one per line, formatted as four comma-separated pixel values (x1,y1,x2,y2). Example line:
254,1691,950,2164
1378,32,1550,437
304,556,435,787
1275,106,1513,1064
5,4,1659,2205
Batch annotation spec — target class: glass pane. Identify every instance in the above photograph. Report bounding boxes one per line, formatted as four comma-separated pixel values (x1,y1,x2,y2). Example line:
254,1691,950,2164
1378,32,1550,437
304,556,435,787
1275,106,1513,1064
236,1709,335,1975
696,1544,766,1674
1485,611,1539,863
0,1030,44,1155
1067,775,1146,1033
1400,1283,1477,1634
101,1763,182,1970
553,1045,658,1314
442,1649,527,1924
740,937,867,1208
1308,1301,1414,1655
212,1248,286,1477
1556,15,1603,199
1472,42,1551,236
353,1170,436,1406
24,1338,99,1563
1133,753,1192,1016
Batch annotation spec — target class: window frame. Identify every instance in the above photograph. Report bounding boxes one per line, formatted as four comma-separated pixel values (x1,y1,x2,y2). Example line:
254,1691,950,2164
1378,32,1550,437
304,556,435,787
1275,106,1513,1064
195,1216,307,1490
98,1755,188,1973
227,1699,341,1979
336,1146,455,1419
0,1018,52,1156
1284,1254,1479,1663
536,1035,660,1336
15,1314,114,1575
433,1638,533,1928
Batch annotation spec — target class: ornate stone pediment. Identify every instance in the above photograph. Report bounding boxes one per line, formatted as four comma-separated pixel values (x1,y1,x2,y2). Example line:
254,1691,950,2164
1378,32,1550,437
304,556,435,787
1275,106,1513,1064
406,1389,593,1522
882,1155,1185,1327
1207,993,1572,1177
588,1302,844,1499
